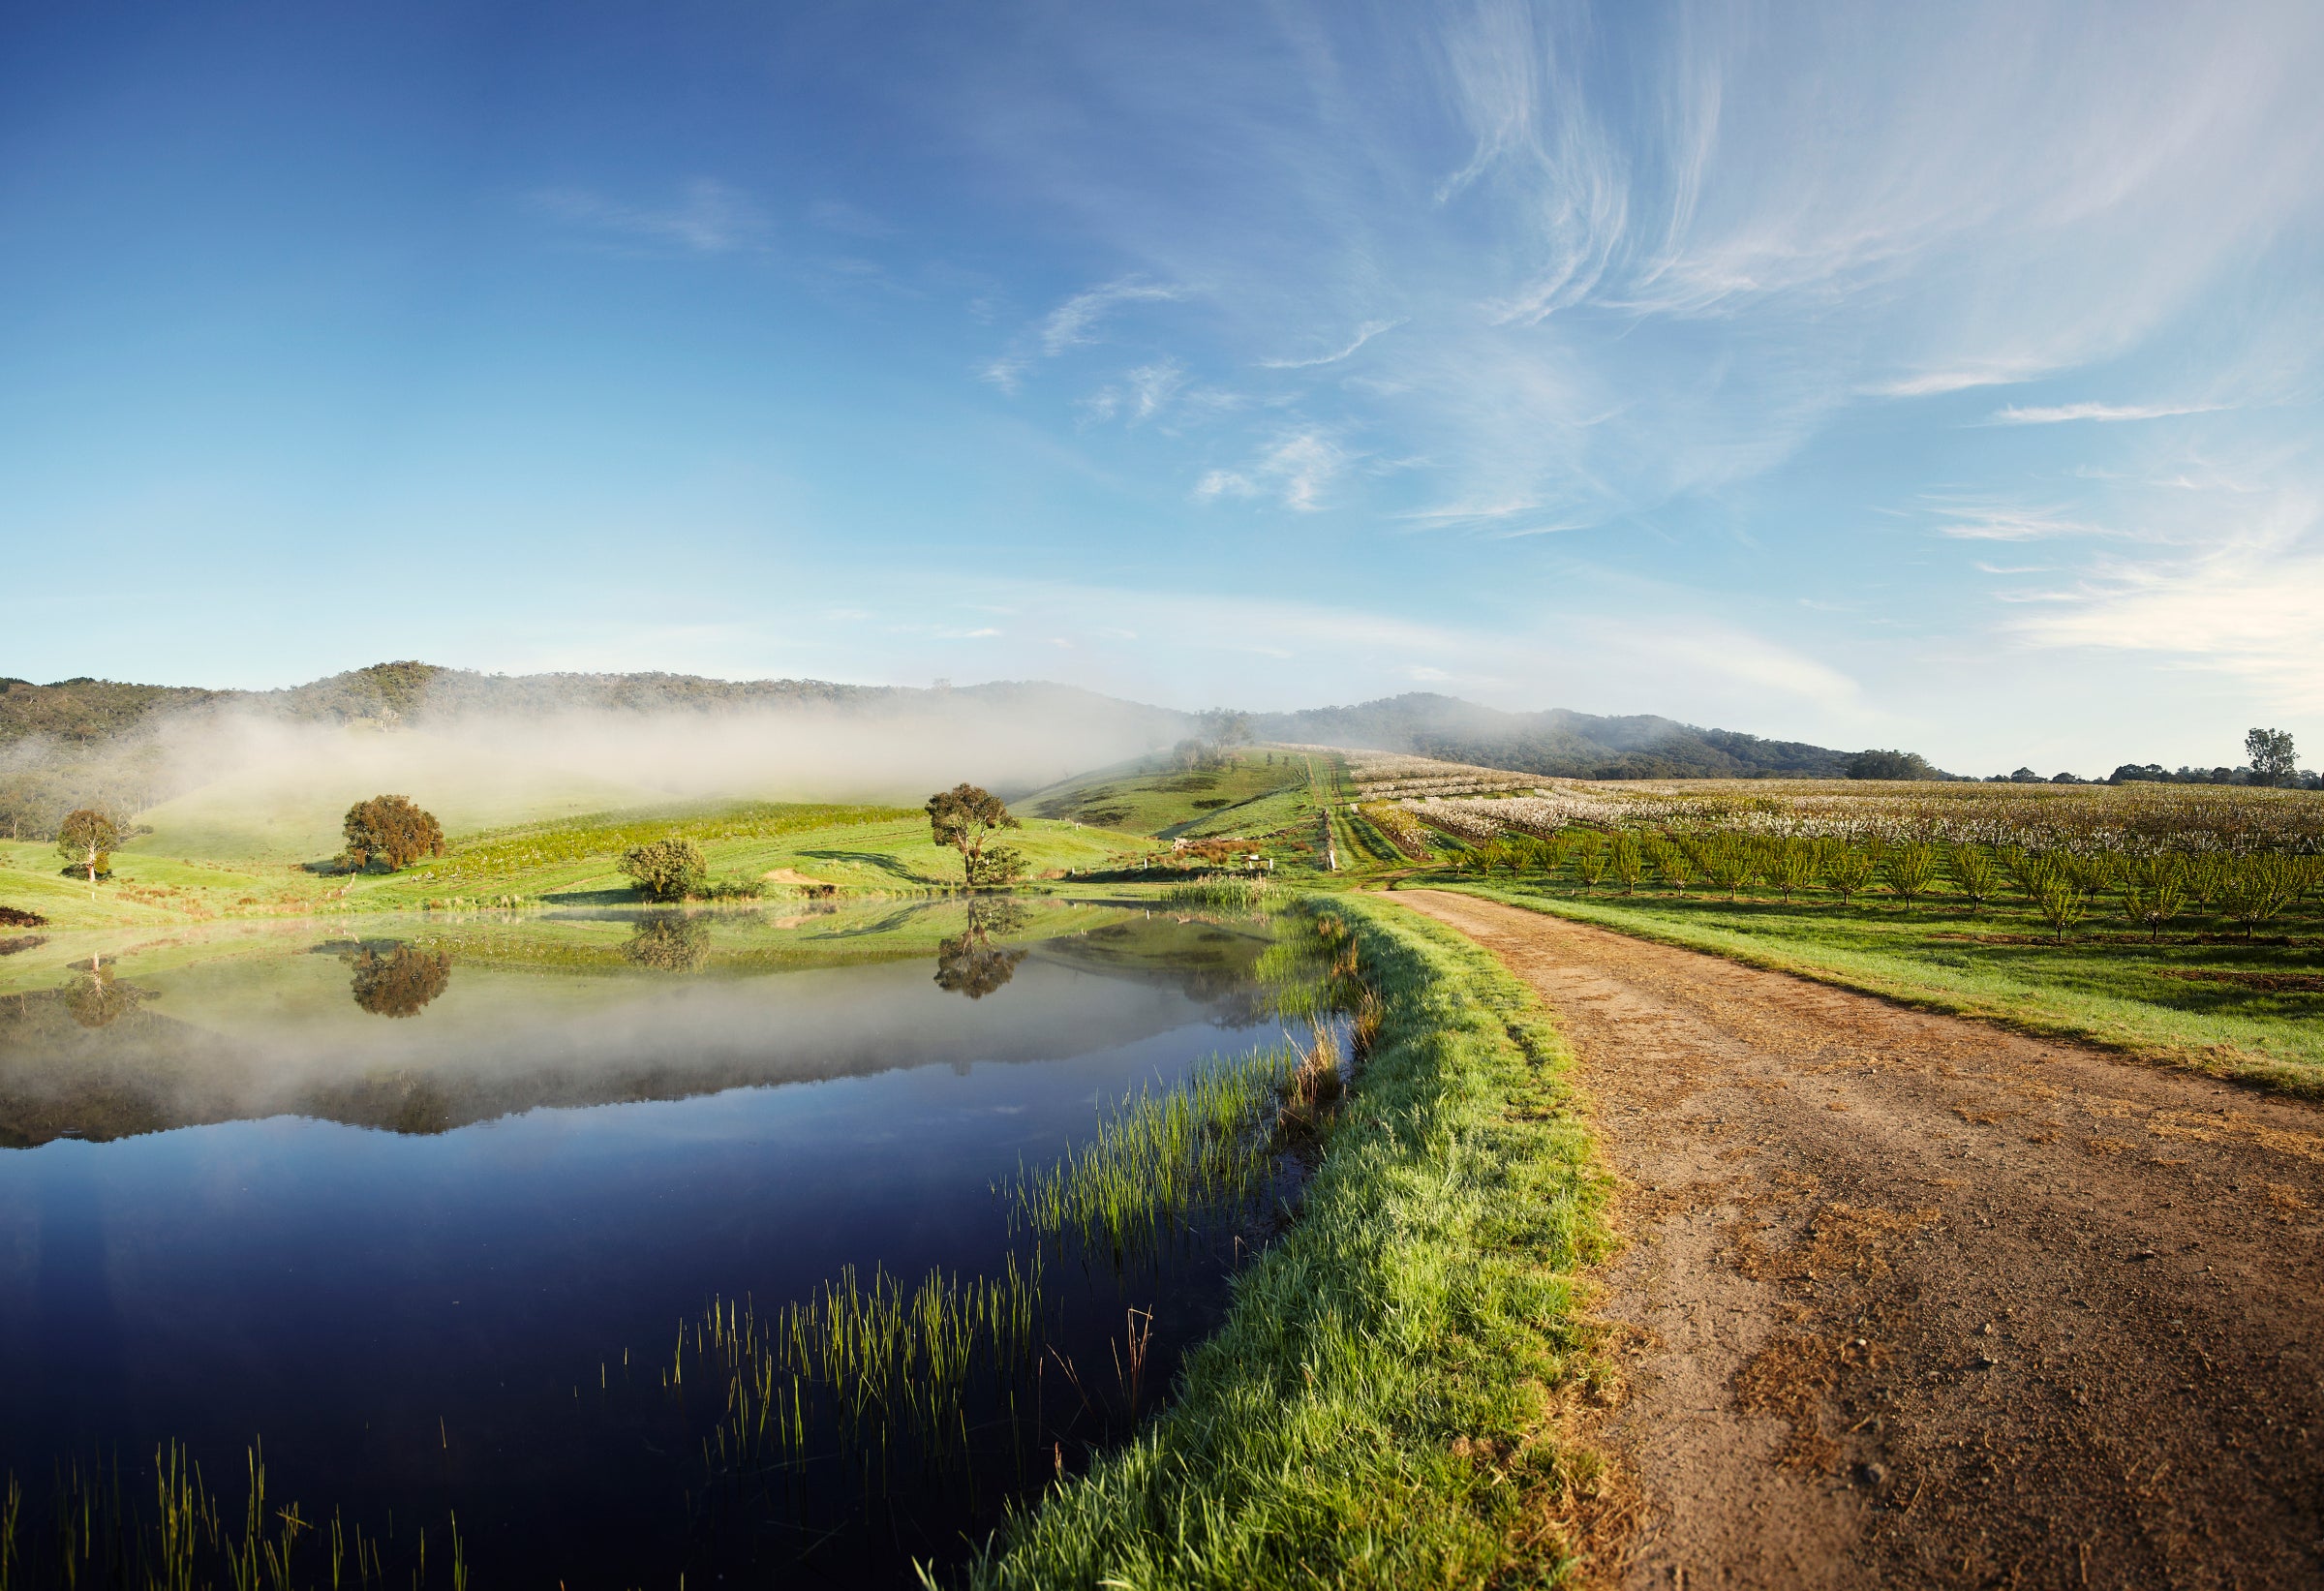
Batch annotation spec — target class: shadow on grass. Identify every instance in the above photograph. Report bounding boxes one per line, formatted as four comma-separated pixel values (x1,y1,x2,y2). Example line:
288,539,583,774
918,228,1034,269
540,886,645,905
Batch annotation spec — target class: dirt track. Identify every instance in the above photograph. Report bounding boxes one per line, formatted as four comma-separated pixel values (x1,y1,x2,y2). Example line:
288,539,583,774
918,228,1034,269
1396,890,2324,1590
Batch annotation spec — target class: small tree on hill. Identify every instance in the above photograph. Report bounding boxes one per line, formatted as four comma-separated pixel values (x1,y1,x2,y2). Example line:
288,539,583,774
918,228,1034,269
1847,750,1936,781
343,795,444,872
2246,727,2298,787
927,783,1020,886
56,809,120,883
621,838,708,902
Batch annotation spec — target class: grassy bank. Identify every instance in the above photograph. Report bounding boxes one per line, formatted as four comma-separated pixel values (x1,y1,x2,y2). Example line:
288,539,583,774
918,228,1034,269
957,893,1616,1589
1431,881,2324,1095
0,806,1156,931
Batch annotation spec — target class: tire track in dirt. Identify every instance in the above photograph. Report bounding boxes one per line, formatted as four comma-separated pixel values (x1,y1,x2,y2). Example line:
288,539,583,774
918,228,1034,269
1395,890,2324,1590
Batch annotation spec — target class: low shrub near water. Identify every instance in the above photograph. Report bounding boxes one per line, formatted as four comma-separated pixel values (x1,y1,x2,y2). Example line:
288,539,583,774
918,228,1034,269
1003,1045,1305,1261
1160,872,1271,911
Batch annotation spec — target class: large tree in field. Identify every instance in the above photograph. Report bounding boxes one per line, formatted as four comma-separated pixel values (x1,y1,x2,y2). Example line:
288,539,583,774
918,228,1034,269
2246,727,2298,786
56,808,120,883
342,794,445,872
926,783,1020,886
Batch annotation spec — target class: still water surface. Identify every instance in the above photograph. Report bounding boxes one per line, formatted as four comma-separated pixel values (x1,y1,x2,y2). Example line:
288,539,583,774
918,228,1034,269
0,900,1307,1584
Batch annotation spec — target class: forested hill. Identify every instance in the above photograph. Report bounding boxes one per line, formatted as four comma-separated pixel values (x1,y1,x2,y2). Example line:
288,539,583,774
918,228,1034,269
1251,692,1859,780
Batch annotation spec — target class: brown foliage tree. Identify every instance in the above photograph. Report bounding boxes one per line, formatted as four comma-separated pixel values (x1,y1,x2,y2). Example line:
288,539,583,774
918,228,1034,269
342,794,445,872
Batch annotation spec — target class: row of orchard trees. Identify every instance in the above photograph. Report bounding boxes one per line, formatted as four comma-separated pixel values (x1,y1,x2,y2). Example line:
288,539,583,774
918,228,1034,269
1456,827,2323,941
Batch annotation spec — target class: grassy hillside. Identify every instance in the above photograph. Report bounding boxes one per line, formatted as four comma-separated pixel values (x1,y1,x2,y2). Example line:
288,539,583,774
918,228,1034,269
1026,748,1317,839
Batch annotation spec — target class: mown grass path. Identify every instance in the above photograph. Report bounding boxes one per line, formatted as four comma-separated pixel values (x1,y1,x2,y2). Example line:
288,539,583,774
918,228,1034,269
1397,888,2324,1589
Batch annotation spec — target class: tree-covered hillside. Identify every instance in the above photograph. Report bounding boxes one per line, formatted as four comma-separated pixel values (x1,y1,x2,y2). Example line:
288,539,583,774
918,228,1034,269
1251,692,1866,779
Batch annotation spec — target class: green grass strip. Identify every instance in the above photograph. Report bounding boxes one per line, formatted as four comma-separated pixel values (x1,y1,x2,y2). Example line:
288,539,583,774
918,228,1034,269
1433,881,2324,1097
952,893,1616,1590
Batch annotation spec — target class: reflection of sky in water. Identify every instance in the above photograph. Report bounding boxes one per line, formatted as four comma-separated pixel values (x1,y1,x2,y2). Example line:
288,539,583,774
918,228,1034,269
0,912,1293,1583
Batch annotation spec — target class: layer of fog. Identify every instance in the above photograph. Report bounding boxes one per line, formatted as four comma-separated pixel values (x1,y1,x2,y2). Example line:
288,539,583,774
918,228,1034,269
6,686,1183,839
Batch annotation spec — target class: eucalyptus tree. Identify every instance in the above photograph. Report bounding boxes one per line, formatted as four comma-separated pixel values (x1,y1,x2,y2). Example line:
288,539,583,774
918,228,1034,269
2246,727,2298,786
55,808,119,883
927,783,1021,887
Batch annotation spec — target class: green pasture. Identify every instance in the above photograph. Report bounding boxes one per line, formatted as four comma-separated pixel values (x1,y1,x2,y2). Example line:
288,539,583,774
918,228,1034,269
0,800,1159,933
1430,879,2324,1093
363,810,1152,907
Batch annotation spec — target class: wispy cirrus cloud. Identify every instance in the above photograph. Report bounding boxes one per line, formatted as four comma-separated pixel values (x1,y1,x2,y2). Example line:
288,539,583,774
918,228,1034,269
1039,278,1185,354
1258,319,1401,369
2005,493,2324,709
1929,502,2109,541
1195,427,1349,511
982,277,1187,393
1865,364,2056,398
1082,359,1189,424
527,178,766,255
1988,400,2226,425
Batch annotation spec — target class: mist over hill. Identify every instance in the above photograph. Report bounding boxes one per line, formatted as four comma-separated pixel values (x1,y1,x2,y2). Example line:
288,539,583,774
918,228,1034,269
0,664,1889,841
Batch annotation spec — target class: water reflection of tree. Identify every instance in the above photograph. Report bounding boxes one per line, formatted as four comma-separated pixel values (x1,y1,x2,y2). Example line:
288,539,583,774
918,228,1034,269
349,945,452,1018
933,900,1031,1000
625,912,712,973
59,956,147,1028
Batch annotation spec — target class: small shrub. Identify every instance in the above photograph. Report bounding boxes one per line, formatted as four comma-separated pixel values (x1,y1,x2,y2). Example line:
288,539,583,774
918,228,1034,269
1163,873,1270,911
967,843,1028,888
621,838,708,902
1821,845,1877,904
695,876,765,901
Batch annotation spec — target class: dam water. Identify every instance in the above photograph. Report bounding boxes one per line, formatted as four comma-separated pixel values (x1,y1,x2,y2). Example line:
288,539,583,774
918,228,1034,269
0,899,1326,1586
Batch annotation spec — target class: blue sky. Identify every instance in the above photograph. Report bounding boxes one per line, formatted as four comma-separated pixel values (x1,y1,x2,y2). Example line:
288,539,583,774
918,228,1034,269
4,1,2321,773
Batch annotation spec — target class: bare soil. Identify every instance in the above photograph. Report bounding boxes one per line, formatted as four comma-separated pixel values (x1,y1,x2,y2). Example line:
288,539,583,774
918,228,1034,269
1396,890,2324,1590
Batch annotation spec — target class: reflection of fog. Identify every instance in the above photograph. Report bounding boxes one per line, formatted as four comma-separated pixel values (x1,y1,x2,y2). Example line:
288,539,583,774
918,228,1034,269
0,915,1289,1146
624,913,711,974
349,946,452,1018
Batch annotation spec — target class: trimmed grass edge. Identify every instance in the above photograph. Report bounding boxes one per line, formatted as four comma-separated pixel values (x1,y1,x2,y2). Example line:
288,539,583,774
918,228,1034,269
949,893,1619,1590
1420,881,2324,1101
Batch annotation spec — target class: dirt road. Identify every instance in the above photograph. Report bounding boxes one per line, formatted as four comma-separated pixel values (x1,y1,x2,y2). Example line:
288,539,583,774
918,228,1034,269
1395,890,2324,1590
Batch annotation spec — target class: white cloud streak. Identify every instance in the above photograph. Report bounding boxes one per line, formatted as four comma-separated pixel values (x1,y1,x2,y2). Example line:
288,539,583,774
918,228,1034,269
1258,319,1402,369
1038,278,1185,355
1989,401,2226,425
